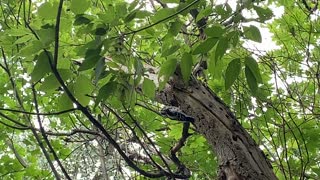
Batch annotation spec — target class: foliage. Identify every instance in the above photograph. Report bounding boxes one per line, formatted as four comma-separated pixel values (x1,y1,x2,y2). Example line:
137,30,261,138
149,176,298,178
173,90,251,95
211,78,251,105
0,0,319,179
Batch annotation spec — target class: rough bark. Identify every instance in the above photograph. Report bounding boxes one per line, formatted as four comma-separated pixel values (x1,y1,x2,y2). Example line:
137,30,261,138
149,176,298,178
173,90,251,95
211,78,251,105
156,69,277,180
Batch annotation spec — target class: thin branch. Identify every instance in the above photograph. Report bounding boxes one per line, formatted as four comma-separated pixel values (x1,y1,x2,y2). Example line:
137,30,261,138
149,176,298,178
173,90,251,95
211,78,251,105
1,48,62,180
170,122,191,176
6,138,28,168
0,107,77,116
120,0,200,37
0,111,29,128
53,0,64,67
31,85,72,180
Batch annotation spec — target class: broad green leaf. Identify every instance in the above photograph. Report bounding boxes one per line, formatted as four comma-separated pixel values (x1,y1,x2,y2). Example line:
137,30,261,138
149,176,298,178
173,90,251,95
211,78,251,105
70,0,90,14
79,48,103,71
244,57,262,83
94,59,106,84
74,15,92,25
98,6,116,23
245,66,258,94
93,23,109,36
162,45,180,57
14,34,33,45
215,37,229,61
36,27,55,47
58,93,73,111
253,6,273,22
115,2,128,19
243,25,262,43
193,38,219,55
207,51,216,75
180,53,193,83
196,7,213,22
128,0,139,11
226,30,240,47
39,74,59,92
225,58,241,90
142,78,156,99
215,3,232,18
151,8,175,23
204,25,225,37
19,40,43,57
39,69,73,92
74,75,93,106
135,10,152,19
168,20,183,36
6,28,31,36
95,81,118,105
158,58,178,90
124,11,137,23
38,2,57,19
30,51,52,83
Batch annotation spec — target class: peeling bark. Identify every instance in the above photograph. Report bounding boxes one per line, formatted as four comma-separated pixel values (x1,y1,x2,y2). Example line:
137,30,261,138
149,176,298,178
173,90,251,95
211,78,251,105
156,70,277,180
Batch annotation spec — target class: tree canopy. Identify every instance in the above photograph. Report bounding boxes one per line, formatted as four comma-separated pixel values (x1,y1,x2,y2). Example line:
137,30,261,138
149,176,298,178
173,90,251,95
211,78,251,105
0,0,319,179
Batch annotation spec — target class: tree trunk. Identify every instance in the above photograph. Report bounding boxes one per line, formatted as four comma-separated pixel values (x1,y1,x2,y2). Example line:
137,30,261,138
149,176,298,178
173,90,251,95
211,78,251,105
156,70,277,180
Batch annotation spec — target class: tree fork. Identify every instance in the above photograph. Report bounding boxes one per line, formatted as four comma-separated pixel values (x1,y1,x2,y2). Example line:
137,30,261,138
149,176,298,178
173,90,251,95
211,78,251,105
156,69,277,180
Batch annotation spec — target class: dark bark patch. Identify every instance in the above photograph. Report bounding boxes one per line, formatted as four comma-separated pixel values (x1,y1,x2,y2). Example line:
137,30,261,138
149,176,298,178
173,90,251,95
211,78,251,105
232,135,238,141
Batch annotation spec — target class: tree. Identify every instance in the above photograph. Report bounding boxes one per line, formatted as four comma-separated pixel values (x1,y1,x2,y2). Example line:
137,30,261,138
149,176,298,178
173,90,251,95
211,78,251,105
0,0,319,179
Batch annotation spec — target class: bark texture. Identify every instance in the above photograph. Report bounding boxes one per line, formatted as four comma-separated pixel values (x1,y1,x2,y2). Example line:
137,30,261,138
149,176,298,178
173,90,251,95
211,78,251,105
156,70,277,180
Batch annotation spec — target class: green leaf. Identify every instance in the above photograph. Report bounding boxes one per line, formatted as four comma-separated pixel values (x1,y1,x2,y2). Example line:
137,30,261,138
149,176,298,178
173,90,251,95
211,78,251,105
124,11,137,23
196,7,213,22
135,10,152,19
168,20,183,36
243,25,262,43
192,38,219,55
70,0,90,14
151,8,175,23
225,58,241,90
95,81,118,105
244,56,262,83
226,30,240,47
253,6,273,22
36,27,55,47
180,53,193,83
79,48,103,71
142,78,156,99
39,74,59,92
39,69,73,92
162,45,180,57
204,25,225,38
93,24,108,36
215,3,232,18
74,15,92,25
115,2,128,19
215,37,229,61
38,2,57,19
94,59,106,84
14,34,33,45
74,75,93,106
19,40,43,57
30,51,52,83
128,0,139,11
158,58,178,90
58,93,73,111
6,28,31,36
245,66,258,94
98,6,116,24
